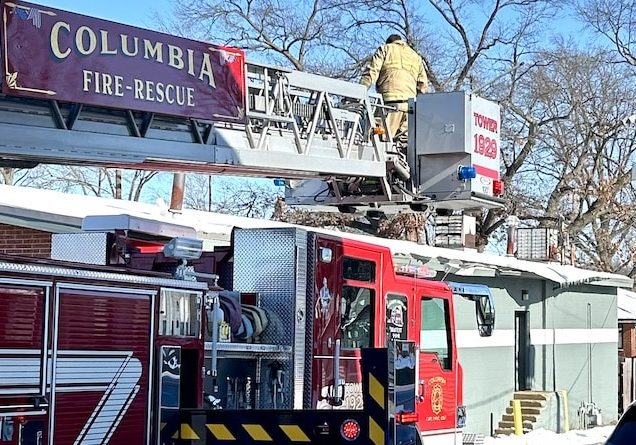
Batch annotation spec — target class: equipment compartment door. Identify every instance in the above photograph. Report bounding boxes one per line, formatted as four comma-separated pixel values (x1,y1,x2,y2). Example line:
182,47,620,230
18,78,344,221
415,296,458,434
52,286,152,445
0,281,50,445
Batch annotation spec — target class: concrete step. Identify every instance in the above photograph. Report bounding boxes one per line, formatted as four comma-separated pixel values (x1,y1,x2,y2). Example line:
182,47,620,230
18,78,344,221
494,428,533,436
506,406,541,415
498,420,534,430
513,391,549,401
509,399,545,408
502,414,538,423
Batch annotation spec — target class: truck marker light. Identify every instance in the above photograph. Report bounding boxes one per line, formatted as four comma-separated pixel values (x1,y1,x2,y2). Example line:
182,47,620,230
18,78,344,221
341,419,361,441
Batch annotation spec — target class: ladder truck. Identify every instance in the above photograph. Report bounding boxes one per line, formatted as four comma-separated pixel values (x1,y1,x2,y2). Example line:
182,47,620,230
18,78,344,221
0,1,500,444
0,212,496,445
0,0,505,214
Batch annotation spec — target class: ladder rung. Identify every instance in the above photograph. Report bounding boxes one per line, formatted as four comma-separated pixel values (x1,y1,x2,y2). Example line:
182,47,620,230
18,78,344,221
247,111,295,124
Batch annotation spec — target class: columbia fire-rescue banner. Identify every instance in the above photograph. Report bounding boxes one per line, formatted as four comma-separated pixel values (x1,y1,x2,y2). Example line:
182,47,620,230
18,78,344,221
0,0,247,122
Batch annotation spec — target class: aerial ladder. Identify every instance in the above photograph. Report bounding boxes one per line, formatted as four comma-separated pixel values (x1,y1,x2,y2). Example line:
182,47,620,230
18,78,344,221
0,1,505,214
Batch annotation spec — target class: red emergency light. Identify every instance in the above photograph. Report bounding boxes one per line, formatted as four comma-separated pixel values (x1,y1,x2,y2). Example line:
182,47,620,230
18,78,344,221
340,419,361,441
395,411,419,424
395,263,437,279
126,239,166,254
493,180,504,196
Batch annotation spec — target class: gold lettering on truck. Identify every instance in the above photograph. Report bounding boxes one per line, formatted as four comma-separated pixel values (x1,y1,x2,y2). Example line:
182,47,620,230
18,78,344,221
48,22,218,89
50,21,71,59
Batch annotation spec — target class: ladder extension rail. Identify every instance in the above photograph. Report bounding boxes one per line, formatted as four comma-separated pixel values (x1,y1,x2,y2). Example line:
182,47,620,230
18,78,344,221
244,63,388,163
0,62,392,180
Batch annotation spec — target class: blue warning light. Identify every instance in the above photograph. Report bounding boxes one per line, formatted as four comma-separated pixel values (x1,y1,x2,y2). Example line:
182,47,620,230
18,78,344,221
458,166,477,181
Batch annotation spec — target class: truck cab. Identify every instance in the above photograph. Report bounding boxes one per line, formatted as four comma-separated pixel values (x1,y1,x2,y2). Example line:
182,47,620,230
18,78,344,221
311,234,464,442
201,227,474,444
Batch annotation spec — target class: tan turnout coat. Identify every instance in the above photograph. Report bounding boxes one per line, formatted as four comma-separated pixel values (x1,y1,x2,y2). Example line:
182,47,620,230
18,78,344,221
360,40,428,102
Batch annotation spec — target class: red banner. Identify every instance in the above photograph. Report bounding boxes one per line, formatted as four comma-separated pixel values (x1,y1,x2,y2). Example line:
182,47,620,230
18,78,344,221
1,1,246,122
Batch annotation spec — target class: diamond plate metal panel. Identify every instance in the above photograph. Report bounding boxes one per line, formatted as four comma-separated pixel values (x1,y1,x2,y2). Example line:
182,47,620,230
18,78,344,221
51,233,109,265
232,228,308,409
303,232,316,409
292,228,308,409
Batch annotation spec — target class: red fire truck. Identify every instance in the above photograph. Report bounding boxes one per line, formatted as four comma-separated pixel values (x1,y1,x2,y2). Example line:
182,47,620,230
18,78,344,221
0,218,495,445
0,1,499,443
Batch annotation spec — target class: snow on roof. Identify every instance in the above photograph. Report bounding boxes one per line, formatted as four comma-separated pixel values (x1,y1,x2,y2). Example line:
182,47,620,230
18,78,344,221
0,184,631,289
618,288,636,320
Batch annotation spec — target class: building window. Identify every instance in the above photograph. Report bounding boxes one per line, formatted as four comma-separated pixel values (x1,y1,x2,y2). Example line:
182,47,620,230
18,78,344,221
159,289,202,337
421,297,452,370
619,324,624,350
340,286,374,348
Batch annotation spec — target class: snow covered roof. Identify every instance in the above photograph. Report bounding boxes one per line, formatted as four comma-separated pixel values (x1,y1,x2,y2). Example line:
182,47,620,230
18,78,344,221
0,184,631,289
618,288,636,320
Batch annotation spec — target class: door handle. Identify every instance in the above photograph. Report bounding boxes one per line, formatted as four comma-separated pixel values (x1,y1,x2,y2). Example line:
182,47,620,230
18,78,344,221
418,380,425,402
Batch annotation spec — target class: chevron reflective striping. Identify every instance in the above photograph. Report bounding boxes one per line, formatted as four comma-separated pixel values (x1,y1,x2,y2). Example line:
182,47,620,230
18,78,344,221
160,422,166,431
172,423,200,440
369,373,385,409
207,424,236,441
242,424,273,441
369,416,385,445
279,425,311,442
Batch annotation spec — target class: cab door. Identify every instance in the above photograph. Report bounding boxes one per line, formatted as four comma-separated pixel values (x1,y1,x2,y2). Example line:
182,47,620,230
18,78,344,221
312,237,343,408
415,295,458,434
312,237,381,410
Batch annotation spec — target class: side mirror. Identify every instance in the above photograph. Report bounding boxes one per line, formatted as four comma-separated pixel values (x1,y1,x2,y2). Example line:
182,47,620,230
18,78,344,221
447,282,495,337
476,295,495,337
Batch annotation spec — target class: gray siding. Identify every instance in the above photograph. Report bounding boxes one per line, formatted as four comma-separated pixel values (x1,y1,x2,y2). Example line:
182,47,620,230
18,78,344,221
450,276,618,435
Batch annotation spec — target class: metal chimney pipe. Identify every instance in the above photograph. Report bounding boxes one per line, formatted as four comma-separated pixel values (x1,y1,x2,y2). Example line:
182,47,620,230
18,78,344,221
169,172,186,213
506,216,520,256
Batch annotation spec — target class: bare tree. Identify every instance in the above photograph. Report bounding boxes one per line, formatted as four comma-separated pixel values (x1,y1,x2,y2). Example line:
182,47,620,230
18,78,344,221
0,167,37,186
500,47,636,274
576,0,636,66
164,0,364,77
185,175,216,212
25,166,162,201
185,175,282,218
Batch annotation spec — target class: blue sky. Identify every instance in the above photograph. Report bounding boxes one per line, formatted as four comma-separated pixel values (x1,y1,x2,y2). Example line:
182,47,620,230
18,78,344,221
34,1,590,57
34,0,171,29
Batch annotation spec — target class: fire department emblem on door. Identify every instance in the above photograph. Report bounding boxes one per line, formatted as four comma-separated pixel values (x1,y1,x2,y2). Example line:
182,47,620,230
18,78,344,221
431,384,443,414
429,376,446,415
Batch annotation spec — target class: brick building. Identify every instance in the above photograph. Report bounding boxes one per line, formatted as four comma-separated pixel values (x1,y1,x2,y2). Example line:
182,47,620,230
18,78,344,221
0,223,52,257
619,289,636,413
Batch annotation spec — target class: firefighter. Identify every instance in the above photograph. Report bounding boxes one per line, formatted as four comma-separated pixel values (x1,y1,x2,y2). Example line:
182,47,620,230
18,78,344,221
360,35,428,152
